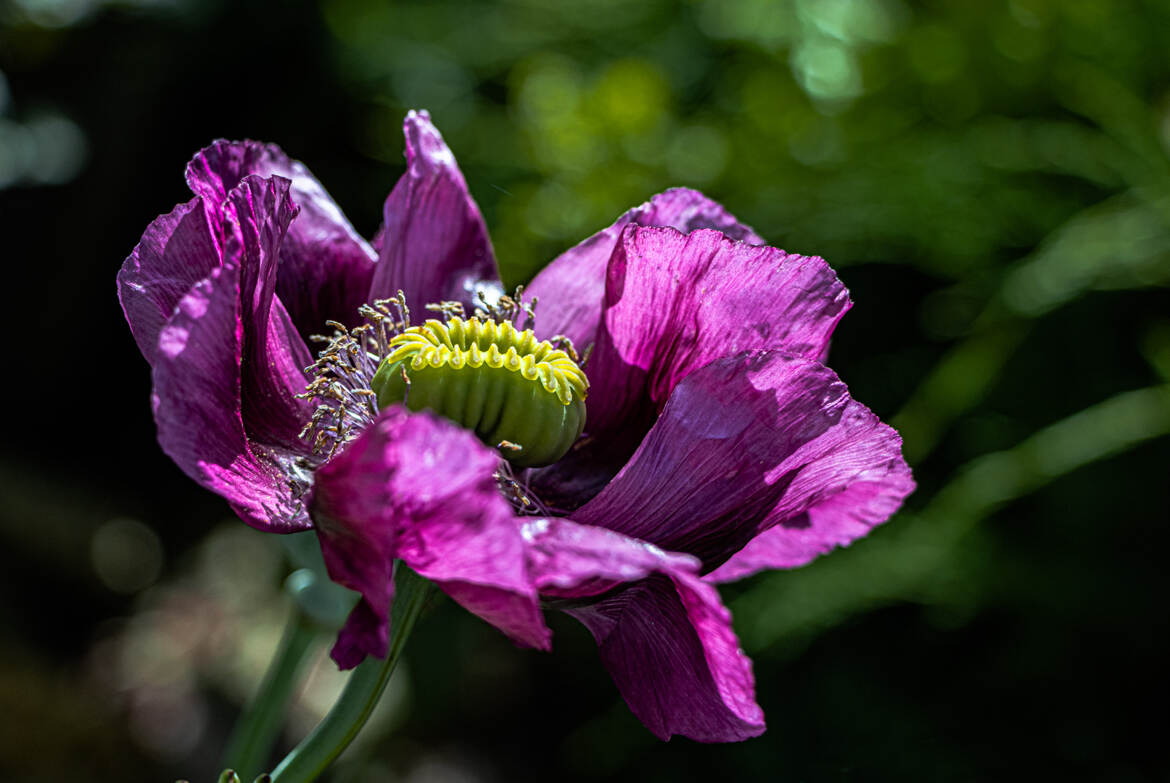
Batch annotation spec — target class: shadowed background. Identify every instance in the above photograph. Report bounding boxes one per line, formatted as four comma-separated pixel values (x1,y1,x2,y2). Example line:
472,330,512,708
1,0,1168,780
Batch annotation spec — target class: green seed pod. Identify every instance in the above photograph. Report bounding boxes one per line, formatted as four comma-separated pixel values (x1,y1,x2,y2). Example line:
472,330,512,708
370,317,588,467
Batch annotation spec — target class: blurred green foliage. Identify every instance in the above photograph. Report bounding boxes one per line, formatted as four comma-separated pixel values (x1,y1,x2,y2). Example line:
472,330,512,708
316,0,1170,284
1,0,1169,781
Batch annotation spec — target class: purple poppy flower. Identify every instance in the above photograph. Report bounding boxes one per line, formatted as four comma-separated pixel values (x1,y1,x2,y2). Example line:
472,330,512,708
119,110,913,743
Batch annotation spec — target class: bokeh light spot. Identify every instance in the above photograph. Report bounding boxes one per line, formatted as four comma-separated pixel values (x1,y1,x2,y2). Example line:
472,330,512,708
791,38,862,102
591,59,669,135
90,517,164,594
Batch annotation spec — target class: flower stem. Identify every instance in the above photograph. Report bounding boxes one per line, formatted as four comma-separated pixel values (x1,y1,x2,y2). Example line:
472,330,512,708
268,565,432,783
222,606,319,780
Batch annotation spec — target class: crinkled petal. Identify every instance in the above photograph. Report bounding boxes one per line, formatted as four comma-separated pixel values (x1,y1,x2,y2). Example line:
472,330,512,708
526,188,764,351
367,110,501,311
152,263,311,532
186,139,377,335
118,197,221,366
313,407,547,668
522,517,699,599
587,226,851,437
127,154,318,455
522,519,763,742
222,175,315,452
706,446,916,582
573,351,913,572
328,599,386,671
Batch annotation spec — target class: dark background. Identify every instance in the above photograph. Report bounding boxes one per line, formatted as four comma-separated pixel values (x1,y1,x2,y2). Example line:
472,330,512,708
1,0,1168,781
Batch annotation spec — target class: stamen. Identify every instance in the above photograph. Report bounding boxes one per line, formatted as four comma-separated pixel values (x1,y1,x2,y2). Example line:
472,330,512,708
579,341,594,368
493,462,551,516
298,294,412,458
549,334,579,363
426,300,467,320
477,285,537,329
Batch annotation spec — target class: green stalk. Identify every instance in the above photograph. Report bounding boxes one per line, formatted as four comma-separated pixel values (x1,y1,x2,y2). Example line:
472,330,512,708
221,606,320,780
268,565,432,783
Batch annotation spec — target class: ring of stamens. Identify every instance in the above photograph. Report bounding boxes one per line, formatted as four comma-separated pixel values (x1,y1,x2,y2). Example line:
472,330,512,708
297,295,413,460
372,316,588,467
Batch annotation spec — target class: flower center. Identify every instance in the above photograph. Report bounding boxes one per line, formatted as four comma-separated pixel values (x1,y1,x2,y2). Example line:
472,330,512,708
370,316,588,467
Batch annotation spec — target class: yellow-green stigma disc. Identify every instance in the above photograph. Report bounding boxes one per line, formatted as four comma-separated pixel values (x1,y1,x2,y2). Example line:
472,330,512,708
370,316,588,467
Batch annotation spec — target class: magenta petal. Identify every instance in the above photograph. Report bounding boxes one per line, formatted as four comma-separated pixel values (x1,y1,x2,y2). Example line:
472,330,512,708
314,408,547,668
706,432,916,582
126,155,317,455
186,139,377,335
567,575,764,742
367,110,501,311
526,188,764,351
152,263,311,532
587,226,851,437
522,519,763,741
123,171,314,530
222,175,315,452
118,197,221,366
522,517,700,598
328,599,386,671
573,351,913,571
